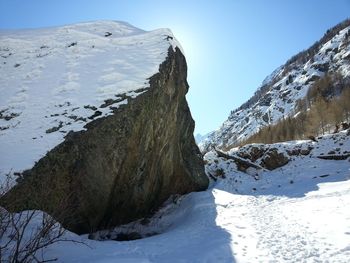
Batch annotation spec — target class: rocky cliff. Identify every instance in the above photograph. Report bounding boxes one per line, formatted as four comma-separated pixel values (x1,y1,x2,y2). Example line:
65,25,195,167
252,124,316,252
0,22,208,234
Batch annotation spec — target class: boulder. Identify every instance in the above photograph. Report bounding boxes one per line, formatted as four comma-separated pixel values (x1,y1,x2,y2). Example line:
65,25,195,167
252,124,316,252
260,148,289,170
287,146,312,156
248,146,267,162
237,144,266,162
1,48,208,234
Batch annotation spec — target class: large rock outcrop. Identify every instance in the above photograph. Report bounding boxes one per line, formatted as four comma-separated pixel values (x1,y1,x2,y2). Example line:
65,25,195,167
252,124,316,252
1,47,208,234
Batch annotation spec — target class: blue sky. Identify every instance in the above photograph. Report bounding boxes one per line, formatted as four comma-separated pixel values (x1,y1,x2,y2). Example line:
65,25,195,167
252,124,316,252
1,0,349,135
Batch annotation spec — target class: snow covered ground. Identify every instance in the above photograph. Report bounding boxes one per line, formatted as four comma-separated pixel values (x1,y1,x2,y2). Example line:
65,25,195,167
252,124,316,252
2,131,349,262
0,20,181,185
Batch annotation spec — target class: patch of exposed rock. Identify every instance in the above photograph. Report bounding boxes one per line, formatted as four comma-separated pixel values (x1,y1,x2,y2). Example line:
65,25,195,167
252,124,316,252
260,148,289,170
235,145,290,170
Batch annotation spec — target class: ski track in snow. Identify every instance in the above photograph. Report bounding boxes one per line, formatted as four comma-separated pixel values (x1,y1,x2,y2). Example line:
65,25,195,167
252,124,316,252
216,189,350,262
43,172,350,263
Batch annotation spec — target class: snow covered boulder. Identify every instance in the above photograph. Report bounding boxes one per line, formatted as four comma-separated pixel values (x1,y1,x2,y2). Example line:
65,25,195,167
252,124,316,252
0,21,208,234
234,144,289,170
260,148,289,170
236,144,267,162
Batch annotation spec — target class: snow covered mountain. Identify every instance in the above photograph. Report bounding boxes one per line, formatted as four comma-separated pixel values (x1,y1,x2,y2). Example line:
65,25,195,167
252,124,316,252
195,131,212,144
0,20,182,183
200,19,350,151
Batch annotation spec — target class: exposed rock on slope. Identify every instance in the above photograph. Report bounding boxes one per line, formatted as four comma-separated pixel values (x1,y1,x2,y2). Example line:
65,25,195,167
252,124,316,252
0,22,208,234
205,129,350,182
200,19,350,151
215,144,290,172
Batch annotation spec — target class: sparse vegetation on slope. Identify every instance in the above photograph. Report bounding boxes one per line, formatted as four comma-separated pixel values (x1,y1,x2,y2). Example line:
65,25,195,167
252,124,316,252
238,74,350,146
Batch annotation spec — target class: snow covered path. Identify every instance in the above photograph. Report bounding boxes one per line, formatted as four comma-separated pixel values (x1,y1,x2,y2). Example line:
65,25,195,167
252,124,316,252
214,182,350,262
47,170,350,262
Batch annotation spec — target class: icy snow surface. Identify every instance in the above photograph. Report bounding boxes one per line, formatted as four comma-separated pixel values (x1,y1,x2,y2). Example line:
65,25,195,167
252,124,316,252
3,132,349,262
0,21,181,184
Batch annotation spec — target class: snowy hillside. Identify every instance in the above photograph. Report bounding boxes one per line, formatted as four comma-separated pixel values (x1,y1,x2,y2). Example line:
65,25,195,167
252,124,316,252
200,20,350,151
2,130,349,262
0,21,181,184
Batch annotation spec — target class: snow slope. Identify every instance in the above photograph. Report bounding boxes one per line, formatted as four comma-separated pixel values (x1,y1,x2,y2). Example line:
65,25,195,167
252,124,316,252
2,131,349,262
0,21,181,184
200,21,350,151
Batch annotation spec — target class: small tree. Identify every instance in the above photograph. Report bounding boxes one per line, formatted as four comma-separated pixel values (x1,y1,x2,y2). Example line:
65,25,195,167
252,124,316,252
308,96,329,135
338,88,350,122
0,209,66,263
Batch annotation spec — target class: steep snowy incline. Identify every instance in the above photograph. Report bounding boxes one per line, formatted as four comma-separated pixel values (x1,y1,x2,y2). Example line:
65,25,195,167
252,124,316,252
200,20,350,151
0,21,181,184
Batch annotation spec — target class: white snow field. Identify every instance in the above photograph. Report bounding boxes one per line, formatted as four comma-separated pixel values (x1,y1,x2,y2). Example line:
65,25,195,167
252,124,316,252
2,131,349,262
0,20,181,185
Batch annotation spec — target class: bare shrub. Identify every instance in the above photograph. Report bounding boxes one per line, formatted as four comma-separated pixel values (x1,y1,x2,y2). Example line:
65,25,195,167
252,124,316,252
0,175,86,262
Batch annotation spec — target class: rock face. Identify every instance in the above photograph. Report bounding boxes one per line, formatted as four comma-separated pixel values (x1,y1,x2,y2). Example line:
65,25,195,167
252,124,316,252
1,47,208,234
